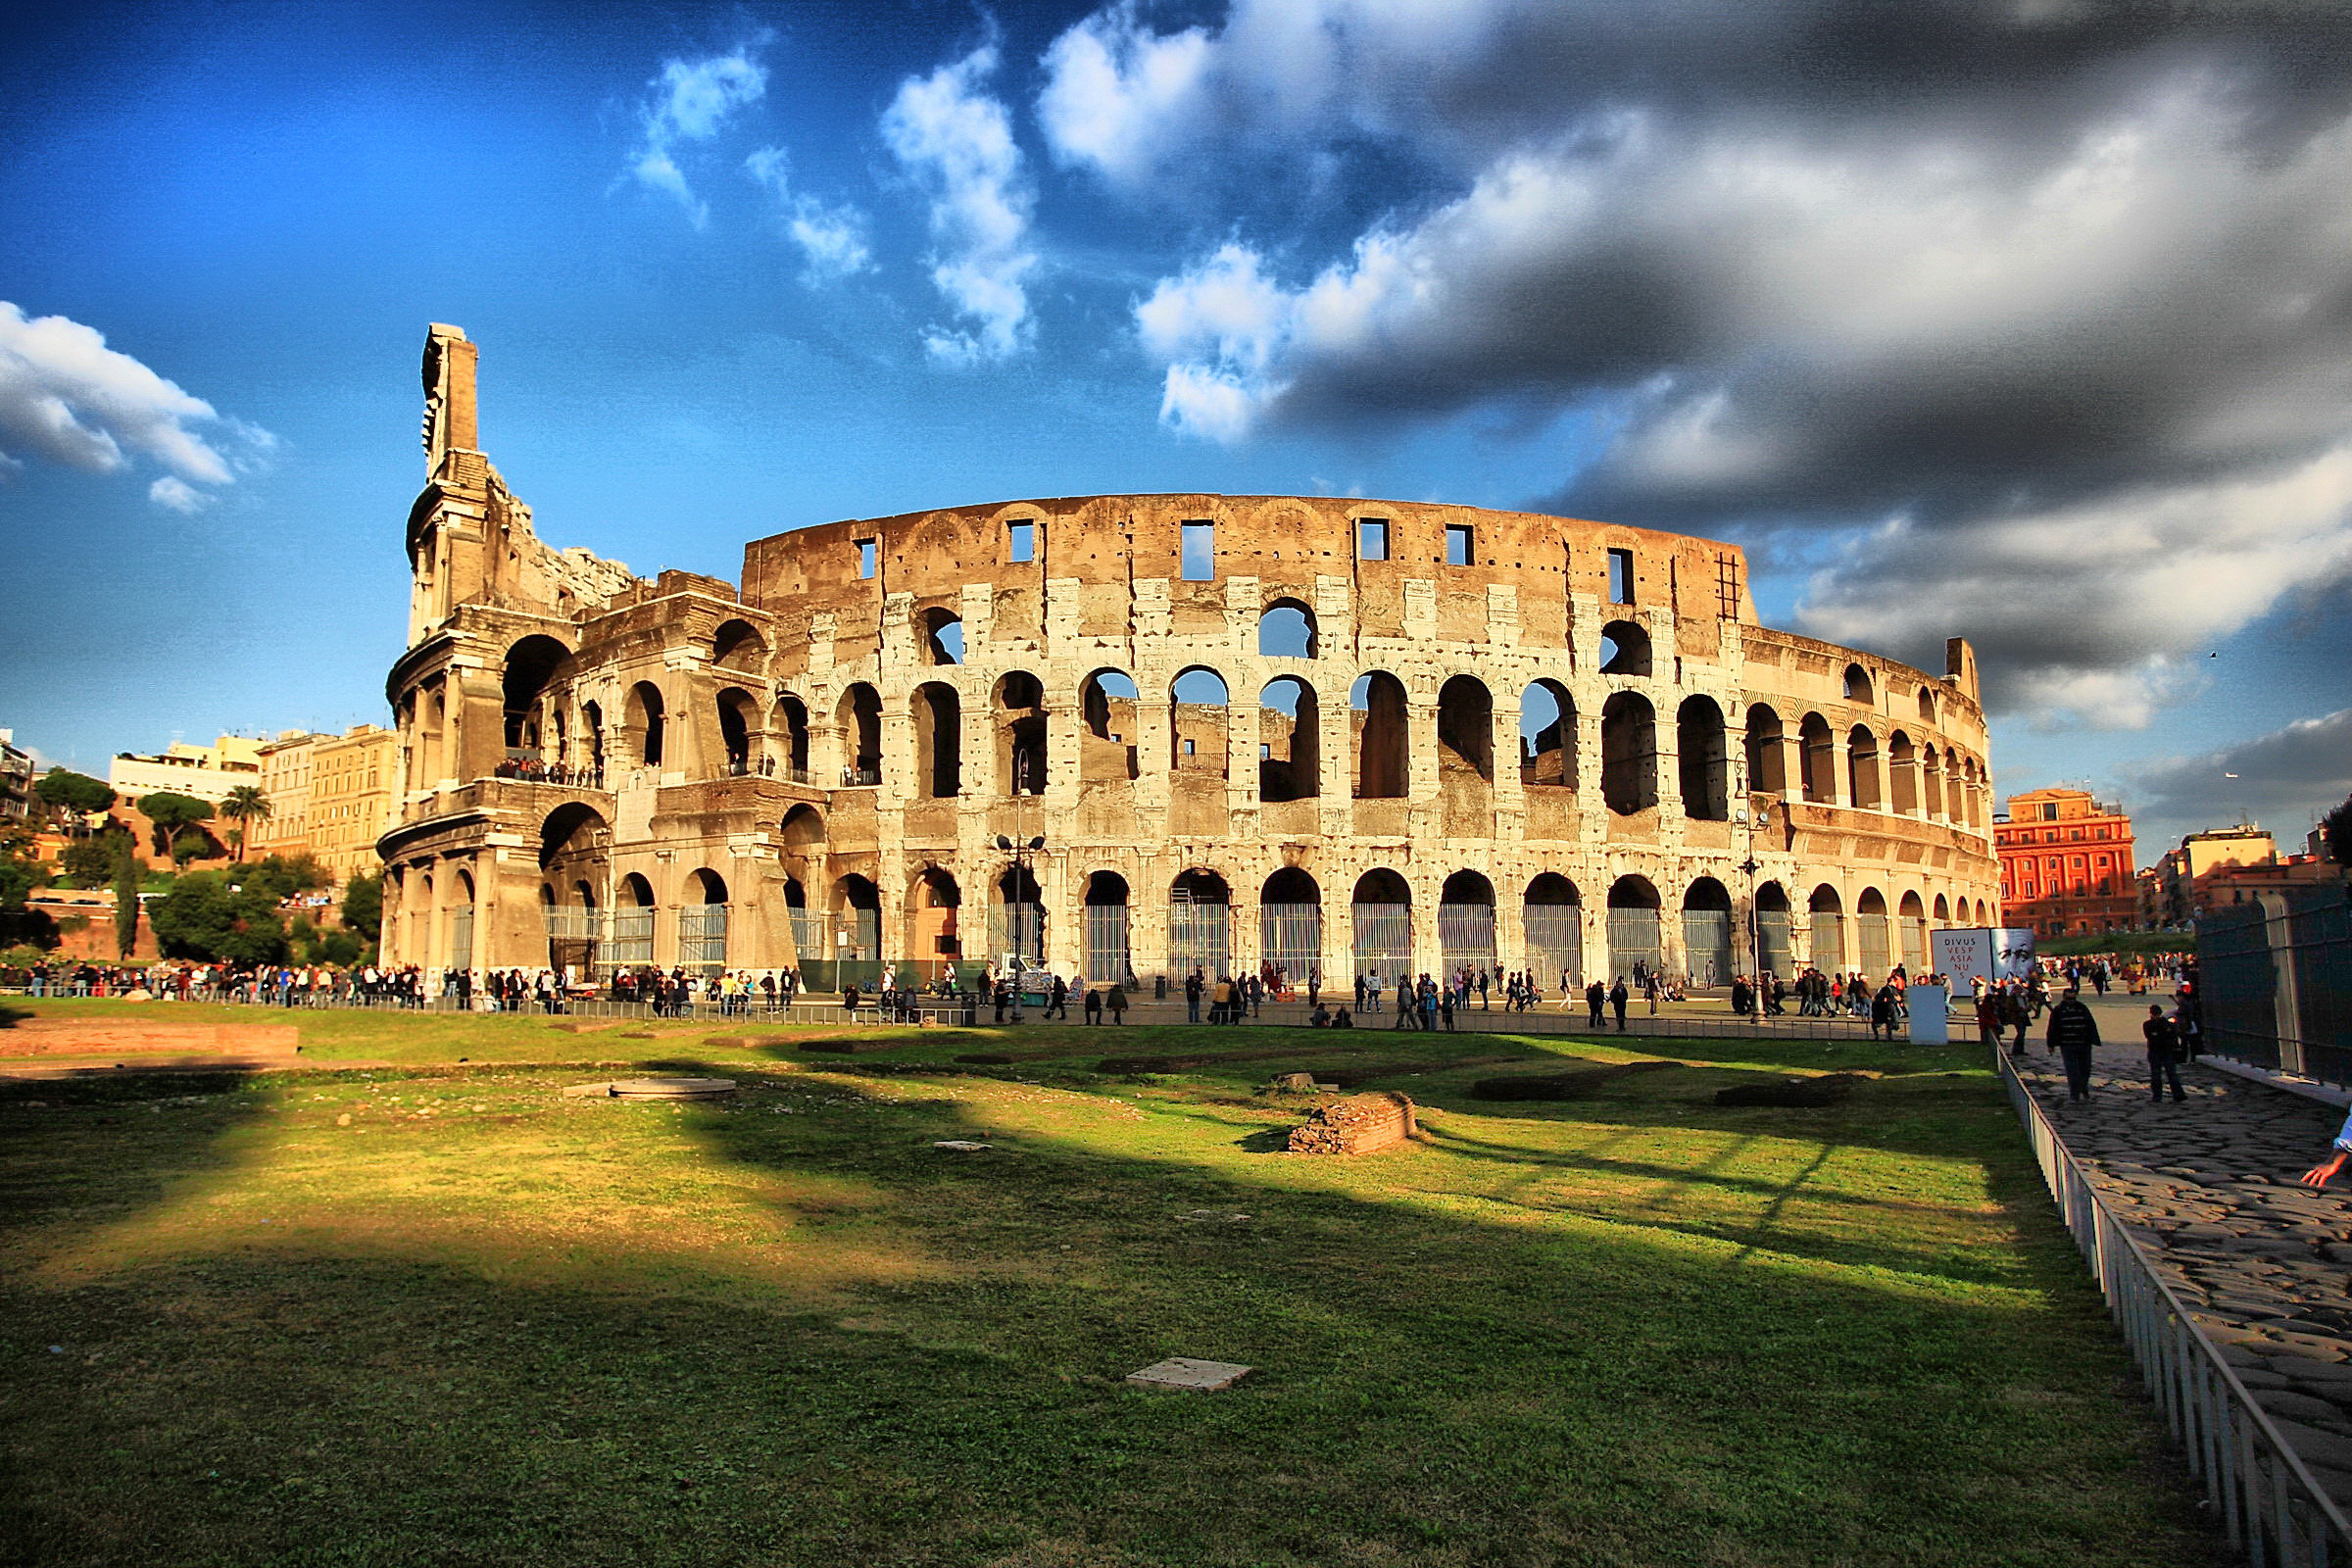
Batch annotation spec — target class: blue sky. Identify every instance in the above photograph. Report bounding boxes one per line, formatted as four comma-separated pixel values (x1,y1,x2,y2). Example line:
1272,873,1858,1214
2,0,2348,858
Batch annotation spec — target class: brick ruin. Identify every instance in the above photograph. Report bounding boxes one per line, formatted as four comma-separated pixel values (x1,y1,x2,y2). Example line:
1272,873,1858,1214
376,325,2002,988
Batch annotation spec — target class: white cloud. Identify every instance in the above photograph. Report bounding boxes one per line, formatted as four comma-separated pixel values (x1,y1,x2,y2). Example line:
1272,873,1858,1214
2126,708,2352,852
1038,2,1212,183
625,47,768,227
1796,446,2352,728
744,146,871,285
148,475,208,514
0,303,266,510
882,45,1037,364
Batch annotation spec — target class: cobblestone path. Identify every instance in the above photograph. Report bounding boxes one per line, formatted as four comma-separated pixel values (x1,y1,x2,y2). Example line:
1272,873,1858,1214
2014,1041,2352,1501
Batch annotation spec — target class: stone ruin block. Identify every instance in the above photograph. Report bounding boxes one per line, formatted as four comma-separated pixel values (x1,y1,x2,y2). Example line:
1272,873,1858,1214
1288,1091,1419,1155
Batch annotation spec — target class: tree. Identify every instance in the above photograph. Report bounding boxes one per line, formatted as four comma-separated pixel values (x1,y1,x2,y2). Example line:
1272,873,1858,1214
113,833,141,958
170,830,215,869
2326,794,2352,868
342,870,383,943
147,871,286,966
0,822,41,913
59,826,131,885
35,769,114,832
138,792,215,858
219,784,271,861
244,854,330,901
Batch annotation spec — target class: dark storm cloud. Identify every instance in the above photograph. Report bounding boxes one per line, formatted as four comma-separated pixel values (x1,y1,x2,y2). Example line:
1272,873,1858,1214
1064,0,2352,723
2125,707,2352,851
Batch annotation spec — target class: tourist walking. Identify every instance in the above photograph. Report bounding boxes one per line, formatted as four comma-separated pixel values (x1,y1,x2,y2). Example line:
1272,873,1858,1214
1105,983,1127,1024
1609,978,1629,1032
2143,1004,2186,1103
2046,989,2101,1102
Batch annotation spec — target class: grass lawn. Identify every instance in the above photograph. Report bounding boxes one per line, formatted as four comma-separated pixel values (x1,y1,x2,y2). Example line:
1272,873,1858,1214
0,1006,2226,1567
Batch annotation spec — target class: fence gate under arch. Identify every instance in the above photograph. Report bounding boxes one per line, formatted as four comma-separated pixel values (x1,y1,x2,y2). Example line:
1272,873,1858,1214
679,903,728,974
1857,913,1891,978
1809,910,1843,972
1085,904,1131,984
1166,893,1229,980
607,907,655,969
1350,902,1412,982
449,906,474,973
1523,903,1583,989
1757,910,1792,980
1259,903,1323,988
1438,902,1497,979
1681,909,1733,987
1605,906,1661,979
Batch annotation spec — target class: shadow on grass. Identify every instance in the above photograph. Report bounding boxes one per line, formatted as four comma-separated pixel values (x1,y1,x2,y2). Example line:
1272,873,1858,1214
0,1055,2231,1568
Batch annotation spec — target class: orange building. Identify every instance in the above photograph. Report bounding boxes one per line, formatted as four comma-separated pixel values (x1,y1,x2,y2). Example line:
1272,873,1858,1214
1995,788,2138,936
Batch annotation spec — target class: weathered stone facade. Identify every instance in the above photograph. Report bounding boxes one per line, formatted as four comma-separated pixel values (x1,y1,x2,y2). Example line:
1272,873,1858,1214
378,325,2002,989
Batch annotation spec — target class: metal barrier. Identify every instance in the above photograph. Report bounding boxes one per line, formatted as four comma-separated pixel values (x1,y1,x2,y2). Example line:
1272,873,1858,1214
1995,1046,2352,1565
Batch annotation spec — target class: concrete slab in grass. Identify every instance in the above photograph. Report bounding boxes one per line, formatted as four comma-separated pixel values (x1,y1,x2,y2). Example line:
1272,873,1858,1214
1126,1357,1253,1392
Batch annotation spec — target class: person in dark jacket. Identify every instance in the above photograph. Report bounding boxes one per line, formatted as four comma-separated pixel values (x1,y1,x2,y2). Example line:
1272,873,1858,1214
2047,989,2101,1102
1609,978,1630,1032
1587,980,1606,1028
2143,1004,2186,1103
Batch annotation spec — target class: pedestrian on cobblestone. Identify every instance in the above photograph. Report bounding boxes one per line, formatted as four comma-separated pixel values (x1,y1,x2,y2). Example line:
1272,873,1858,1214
2142,1004,2186,1102
2047,989,2101,1102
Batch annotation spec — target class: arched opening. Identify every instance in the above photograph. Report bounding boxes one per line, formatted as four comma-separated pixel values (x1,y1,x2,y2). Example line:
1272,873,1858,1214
918,607,963,665
1259,867,1323,987
912,682,961,798
717,687,760,776
783,876,815,968
1975,898,1989,926
1808,884,1844,971
581,699,606,780
1681,877,1734,987
1599,619,1651,677
1755,880,1792,979
501,635,572,755
1600,692,1657,814
1856,887,1890,976
681,868,729,974
1798,712,1834,804
1350,672,1409,799
610,872,657,967
1887,730,1919,816
712,618,765,672
1438,869,1496,979
1744,704,1786,795
625,680,666,769
996,671,1048,795
1080,669,1140,782
1167,868,1230,979
1933,893,1951,923
1084,871,1132,983
1921,744,1944,821
989,862,1045,967
774,692,810,777
780,804,825,858
1258,677,1319,802
1676,696,1728,820
1350,868,1412,982
1898,891,1928,972
1520,680,1576,790
1169,667,1228,779
1917,686,1937,724
449,868,476,973
1847,725,1883,810
907,866,961,976
833,874,882,984
1843,663,1875,704
1523,873,1583,988
838,683,882,786
538,801,607,874
1257,599,1318,659
1437,676,1494,783
1605,876,1662,979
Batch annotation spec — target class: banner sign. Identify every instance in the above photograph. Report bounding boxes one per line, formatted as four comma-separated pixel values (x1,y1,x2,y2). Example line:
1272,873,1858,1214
1932,928,2037,986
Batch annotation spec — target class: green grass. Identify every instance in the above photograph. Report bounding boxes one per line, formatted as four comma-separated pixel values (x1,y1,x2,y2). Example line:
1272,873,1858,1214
0,1009,2226,1567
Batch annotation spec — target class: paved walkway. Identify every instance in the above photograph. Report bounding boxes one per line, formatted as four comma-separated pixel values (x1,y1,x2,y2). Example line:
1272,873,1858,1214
2012,1038,2352,1499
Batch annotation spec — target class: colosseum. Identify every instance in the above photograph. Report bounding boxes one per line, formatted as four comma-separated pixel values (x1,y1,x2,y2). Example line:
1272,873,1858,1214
377,324,2002,993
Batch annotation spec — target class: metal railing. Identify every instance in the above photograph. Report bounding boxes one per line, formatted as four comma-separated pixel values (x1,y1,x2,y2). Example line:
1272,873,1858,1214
1996,1046,2352,1565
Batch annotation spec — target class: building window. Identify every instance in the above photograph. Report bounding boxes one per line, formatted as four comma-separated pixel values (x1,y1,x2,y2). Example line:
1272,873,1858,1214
1183,738,1197,756
1181,520,1216,581
1007,519,1035,563
857,539,877,579
1607,548,1635,604
1357,518,1389,561
1260,743,1272,759
1446,522,1474,565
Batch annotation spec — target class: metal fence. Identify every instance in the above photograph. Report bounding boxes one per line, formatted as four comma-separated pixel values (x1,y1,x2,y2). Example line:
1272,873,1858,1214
1996,1046,2352,1565
1523,903,1583,990
1350,902,1412,981
677,903,728,974
1166,898,1229,979
1085,904,1131,984
1604,907,1660,978
1758,910,1792,979
1437,901,1496,976
1259,902,1322,984
1681,909,1733,987
2200,886,2352,1088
